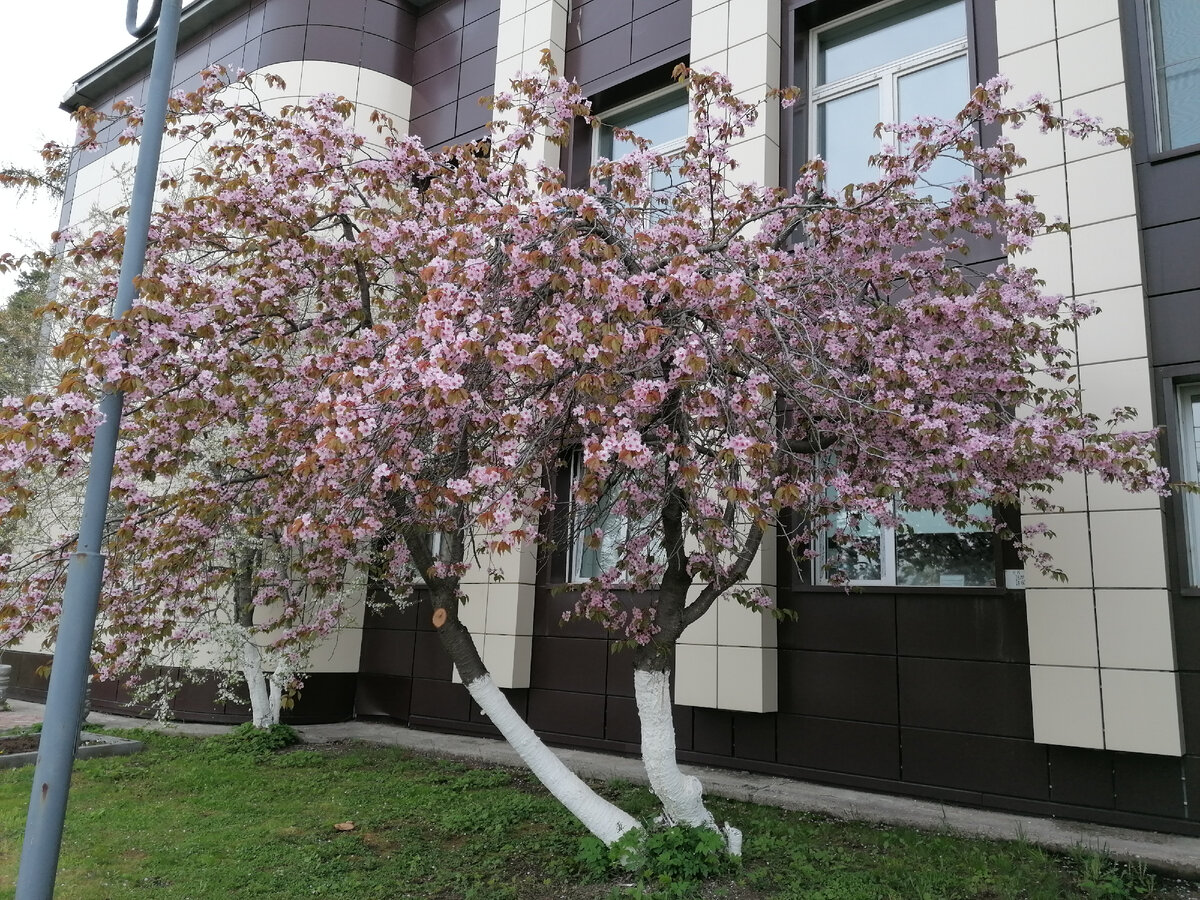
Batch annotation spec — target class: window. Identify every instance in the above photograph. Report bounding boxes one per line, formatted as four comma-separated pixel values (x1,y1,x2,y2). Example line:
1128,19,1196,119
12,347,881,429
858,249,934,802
594,87,689,211
809,0,969,193
1177,384,1200,585
1148,0,1200,150
568,451,665,582
819,501,997,587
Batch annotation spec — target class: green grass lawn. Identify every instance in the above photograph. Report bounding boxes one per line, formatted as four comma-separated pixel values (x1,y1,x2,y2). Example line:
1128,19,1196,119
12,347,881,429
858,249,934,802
0,727,1194,899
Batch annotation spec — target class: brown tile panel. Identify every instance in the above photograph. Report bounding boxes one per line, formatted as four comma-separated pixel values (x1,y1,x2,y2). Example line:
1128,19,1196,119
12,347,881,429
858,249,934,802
1144,219,1200,298
410,103,459,146
259,24,308,67
358,626,417,676
462,10,500,59
527,688,607,738
568,0,634,51
1181,672,1200,754
673,704,694,751
364,595,421,630
535,587,610,638
778,649,899,723
565,24,633,88
355,673,414,720
310,0,366,28
465,0,502,26
1112,753,1188,818
693,707,734,756
417,0,467,46
777,714,901,779
409,676,473,721
455,93,492,137
898,658,1033,738
414,29,464,80
1151,292,1200,367
367,1,416,45
1048,746,1116,809
779,591,896,654
901,728,1050,800
458,47,498,99
606,644,636,697
633,0,681,16
304,25,367,66
631,0,689,64
412,65,461,116
285,673,358,724
412,629,452,679
1134,153,1200,230
263,0,311,32
895,593,1029,662
530,636,610,693
361,33,412,81
605,694,641,743
733,711,777,762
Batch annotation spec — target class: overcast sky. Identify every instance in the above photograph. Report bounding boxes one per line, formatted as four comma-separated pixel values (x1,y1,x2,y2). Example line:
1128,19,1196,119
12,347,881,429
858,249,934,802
0,2,135,299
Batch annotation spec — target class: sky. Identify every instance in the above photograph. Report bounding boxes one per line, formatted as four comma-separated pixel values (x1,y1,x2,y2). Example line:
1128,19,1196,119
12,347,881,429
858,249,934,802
0,2,136,300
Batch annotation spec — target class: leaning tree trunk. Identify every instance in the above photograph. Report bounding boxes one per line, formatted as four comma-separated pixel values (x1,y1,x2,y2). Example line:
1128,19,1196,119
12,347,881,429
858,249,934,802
431,586,639,845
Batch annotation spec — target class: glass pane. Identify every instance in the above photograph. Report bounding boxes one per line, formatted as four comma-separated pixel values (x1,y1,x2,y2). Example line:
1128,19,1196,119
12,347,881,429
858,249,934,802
1152,0,1200,68
823,513,883,582
599,92,689,160
1161,59,1200,149
897,54,970,197
575,508,626,579
818,85,880,190
819,0,965,85
895,504,996,587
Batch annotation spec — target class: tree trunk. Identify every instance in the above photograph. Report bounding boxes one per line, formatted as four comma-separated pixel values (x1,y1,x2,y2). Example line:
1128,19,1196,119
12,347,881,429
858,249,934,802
240,641,281,728
463,673,639,845
633,667,742,855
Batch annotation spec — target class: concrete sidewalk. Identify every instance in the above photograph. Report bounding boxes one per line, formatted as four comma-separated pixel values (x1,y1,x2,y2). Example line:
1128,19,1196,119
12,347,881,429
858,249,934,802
6,698,1200,881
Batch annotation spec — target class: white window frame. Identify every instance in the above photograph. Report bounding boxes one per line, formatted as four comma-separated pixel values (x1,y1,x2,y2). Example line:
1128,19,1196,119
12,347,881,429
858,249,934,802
807,0,969,185
1177,383,1200,586
567,450,666,584
592,84,690,164
1146,0,1200,152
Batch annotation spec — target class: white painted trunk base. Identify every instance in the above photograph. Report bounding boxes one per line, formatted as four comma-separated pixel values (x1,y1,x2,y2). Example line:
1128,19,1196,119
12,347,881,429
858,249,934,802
240,642,282,728
466,674,638,845
634,668,742,856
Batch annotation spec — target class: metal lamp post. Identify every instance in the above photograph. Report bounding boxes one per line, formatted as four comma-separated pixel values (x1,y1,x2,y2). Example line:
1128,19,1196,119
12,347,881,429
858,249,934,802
16,2,183,896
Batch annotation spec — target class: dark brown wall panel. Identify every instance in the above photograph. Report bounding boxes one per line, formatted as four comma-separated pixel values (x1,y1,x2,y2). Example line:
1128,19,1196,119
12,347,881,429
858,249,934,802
898,658,1033,738
1048,747,1116,809
901,729,1049,800
565,0,688,95
777,714,900,779
779,649,899,723
779,593,896,654
895,594,1029,662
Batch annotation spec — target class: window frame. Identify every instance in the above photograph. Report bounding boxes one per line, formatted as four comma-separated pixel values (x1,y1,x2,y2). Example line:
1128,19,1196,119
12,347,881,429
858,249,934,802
1145,0,1200,154
806,0,970,192
1176,382,1200,586
591,84,690,164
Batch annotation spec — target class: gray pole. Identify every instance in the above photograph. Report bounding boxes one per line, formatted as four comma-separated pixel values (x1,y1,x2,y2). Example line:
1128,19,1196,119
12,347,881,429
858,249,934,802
16,2,183,897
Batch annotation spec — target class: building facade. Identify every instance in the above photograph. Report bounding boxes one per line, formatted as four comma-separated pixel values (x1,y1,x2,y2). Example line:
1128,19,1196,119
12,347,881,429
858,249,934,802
7,0,1200,836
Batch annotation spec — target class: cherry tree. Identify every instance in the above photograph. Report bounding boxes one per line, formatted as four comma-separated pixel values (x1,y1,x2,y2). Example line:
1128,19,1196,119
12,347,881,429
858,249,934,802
0,62,1166,851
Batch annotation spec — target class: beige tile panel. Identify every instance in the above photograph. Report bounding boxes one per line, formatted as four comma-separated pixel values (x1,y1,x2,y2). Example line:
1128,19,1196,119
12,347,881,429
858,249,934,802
995,0,1057,55
297,60,361,101
727,0,779,46
1084,473,1161,512
483,582,536,635
1073,286,1148,365
1095,589,1176,670
1070,217,1143,298
1025,588,1098,666
1065,150,1136,227
1077,357,1155,432
674,643,718,707
715,593,777,648
457,583,489,631
998,42,1061,106
716,645,778,712
1022,469,1088,515
679,585,719,645
1023,511,1093,588
1030,664,1104,748
1057,21,1125,101
483,634,533,689
306,627,364,671
357,68,413,117
1020,228,1073,297
1089,509,1168,589
1100,668,1184,755
1055,0,1120,38
1064,85,1130,161
727,34,779,95
1008,165,1069,224
691,3,730,62
250,61,305,99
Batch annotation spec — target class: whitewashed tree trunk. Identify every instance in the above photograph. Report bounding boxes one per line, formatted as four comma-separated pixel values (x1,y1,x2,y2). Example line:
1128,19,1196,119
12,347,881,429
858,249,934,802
240,641,282,728
633,667,742,855
466,674,639,845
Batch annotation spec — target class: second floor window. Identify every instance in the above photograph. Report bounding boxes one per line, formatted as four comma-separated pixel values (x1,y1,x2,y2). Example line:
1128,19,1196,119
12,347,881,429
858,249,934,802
1149,0,1200,151
810,0,969,195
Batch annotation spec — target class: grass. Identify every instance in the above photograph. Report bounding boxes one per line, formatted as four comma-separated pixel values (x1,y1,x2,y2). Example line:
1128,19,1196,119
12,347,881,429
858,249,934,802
0,728,1194,899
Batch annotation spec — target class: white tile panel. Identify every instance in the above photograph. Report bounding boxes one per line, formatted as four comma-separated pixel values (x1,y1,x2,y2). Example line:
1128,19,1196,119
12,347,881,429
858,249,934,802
1065,149,1136,227
1055,0,1120,37
1025,588,1099,666
674,643,718,706
1077,357,1155,432
1057,21,1125,100
1101,668,1184,755
716,645,777,712
995,0,1057,55
1023,511,1094,588
1030,664,1104,748
1096,589,1176,670
1090,509,1168,589
1073,286,1147,365
1070,216,1143,297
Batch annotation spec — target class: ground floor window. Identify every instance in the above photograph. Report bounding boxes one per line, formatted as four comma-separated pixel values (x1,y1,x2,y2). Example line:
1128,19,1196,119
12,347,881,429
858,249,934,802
1177,383,1200,586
